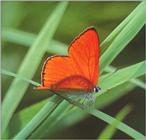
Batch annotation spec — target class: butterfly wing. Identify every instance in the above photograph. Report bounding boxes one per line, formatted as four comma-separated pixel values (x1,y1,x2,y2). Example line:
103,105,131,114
36,27,99,90
36,56,76,89
69,27,99,86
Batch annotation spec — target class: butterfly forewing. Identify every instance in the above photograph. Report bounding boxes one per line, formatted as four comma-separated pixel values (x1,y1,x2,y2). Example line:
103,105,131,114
69,28,99,86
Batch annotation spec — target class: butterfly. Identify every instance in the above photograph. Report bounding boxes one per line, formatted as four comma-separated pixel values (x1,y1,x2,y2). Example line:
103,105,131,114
36,27,100,104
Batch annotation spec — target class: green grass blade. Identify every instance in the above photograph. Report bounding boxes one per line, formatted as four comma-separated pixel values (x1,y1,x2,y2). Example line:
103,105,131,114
2,1,68,134
130,79,146,89
2,29,67,55
13,96,62,139
100,2,146,73
4,99,49,139
2,29,36,46
14,89,144,139
31,82,134,139
105,65,146,90
46,90,145,139
1,69,40,86
90,109,144,139
98,105,132,139
99,61,145,91
100,2,145,54
29,100,71,138
3,79,135,138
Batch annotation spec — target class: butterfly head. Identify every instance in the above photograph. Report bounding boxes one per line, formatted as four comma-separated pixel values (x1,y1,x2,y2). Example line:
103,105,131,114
93,87,101,93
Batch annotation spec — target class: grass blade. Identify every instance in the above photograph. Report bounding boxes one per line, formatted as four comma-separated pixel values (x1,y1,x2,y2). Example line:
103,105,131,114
130,79,146,89
13,89,144,139
13,96,62,139
46,90,145,139
1,69,40,86
2,1,68,134
90,108,144,139
100,2,145,54
29,100,71,138
2,29,67,55
98,105,132,139
4,99,49,139
105,65,146,90
2,75,136,138
99,61,145,91
100,2,146,73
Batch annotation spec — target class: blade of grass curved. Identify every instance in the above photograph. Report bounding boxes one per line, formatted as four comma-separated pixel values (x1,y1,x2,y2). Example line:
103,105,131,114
100,2,146,73
100,2,145,54
130,79,146,89
2,29,67,55
2,29,36,46
2,1,68,134
2,29,145,89
46,90,145,139
13,95,63,139
3,98,49,139
13,89,144,139
29,100,71,138
1,69,40,86
3,80,135,138
99,61,145,91
105,65,146,90
31,85,133,139
98,105,132,139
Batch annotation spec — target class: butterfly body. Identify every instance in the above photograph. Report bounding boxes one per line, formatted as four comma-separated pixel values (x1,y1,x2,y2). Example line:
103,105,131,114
36,27,100,98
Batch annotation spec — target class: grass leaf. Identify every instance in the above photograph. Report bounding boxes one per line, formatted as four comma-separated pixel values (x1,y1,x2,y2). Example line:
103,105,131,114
100,2,145,73
2,1,68,134
2,76,136,138
2,29,67,55
98,105,132,139
105,65,146,90
99,61,145,92
13,96,62,139
43,90,145,139
1,69,40,86
100,2,145,54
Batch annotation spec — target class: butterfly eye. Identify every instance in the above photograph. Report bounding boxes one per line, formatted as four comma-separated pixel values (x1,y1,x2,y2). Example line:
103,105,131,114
94,87,101,93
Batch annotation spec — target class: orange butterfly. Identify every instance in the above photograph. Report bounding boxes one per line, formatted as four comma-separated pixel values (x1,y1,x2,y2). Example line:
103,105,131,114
36,27,100,98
